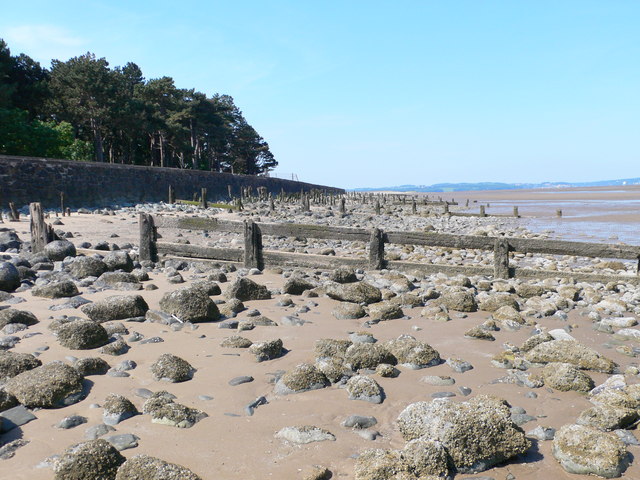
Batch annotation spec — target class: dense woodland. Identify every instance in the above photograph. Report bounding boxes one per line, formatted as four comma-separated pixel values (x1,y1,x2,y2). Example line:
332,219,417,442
0,39,277,175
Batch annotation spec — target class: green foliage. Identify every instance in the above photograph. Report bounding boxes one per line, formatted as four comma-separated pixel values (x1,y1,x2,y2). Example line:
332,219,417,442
0,38,277,175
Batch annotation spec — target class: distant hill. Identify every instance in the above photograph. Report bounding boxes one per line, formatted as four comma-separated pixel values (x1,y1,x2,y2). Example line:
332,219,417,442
353,178,640,193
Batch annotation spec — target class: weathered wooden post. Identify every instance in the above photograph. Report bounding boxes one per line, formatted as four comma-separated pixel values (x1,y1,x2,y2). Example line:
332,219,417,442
480,205,486,217
60,192,65,216
465,199,469,207
513,206,519,217
139,213,157,262
201,188,208,208
65,207,71,217
556,209,563,217
494,238,510,279
412,199,417,214
244,220,263,270
269,197,275,213
369,228,385,270
227,185,232,199
374,199,381,215
444,203,449,214
168,186,175,204
9,202,19,221
30,202,49,253
302,194,310,212
339,198,346,215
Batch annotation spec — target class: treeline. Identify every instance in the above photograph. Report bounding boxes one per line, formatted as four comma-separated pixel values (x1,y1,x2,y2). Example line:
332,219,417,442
0,39,277,174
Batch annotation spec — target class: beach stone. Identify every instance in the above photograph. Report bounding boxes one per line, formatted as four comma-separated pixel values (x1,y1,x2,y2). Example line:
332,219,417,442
552,424,628,478
57,415,88,429
115,454,202,480
4,361,84,408
397,395,530,473
104,434,138,451
349,331,376,343
344,343,396,370
421,375,455,386
275,363,329,395
602,317,637,328
479,293,520,312
220,335,253,348
0,308,38,329
69,257,108,279
229,375,254,386
329,267,358,283
0,389,19,412
0,231,21,251
94,271,140,289
0,404,37,432
82,295,149,323
342,415,378,429
525,339,616,373
32,280,79,299
541,363,594,392
520,332,554,352
159,287,220,323
301,465,332,480
56,319,109,350
103,394,138,425
446,357,474,373
103,251,134,272
44,240,77,261
101,339,129,356
0,262,20,293
248,315,277,326
385,335,440,369
464,326,496,341
275,425,336,444
333,302,366,320
515,283,546,299
0,351,41,381
346,375,383,403
248,338,283,362
148,399,207,428
226,277,271,301
53,439,125,479
283,277,316,295
439,290,477,312
218,298,245,317
368,301,403,320
527,425,556,441
326,281,382,304
150,353,195,382
73,357,110,376
492,305,524,324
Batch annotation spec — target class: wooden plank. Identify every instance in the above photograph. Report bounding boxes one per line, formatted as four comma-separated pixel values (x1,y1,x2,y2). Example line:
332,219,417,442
154,216,244,233
384,231,496,250
507,237,640,260
385,260,494,277
257,222,370,241
262,250,368,269
156,242,243,262
512,267,640,284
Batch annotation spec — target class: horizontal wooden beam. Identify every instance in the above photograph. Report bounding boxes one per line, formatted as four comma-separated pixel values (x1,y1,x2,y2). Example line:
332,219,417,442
156,242,243,262
257,222,370,241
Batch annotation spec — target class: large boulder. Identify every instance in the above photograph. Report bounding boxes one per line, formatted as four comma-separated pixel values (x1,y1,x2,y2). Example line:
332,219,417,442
0,308,38,329
82,295,149,322
44,240,77,262
0,230,21,251
115,455,202,480
346,375,383,403
103,394,139,425
552,424,628,478
282,277,316,295
69,256,108,279
274,363,330,395
344,343,396,371
4,361,85,408
56,319,110,350
53,439,125,480
150,354,195,383
326,281,381,304
32,280,79,299
525,340,616,373
367,301,403,320
248,339,283,362
439,290,477,312
540,363,594,392
397,395,530,473
103,251,134,272
226,277,271,301
0,262,21,292
0,351,42,382
385,335,441,369
159,287,219,323
478,293,520,312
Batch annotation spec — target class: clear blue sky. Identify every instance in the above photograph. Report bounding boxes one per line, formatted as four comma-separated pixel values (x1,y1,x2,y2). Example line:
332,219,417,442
2,1,639,189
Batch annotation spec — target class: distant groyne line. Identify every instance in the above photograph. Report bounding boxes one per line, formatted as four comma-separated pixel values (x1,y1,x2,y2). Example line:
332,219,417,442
0,155,344,209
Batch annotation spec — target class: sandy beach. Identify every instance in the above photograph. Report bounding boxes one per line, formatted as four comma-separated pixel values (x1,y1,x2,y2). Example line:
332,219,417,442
1,187,640,480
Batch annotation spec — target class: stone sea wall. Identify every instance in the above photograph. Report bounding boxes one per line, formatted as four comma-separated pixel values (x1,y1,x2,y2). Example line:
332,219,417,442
0,155,344,209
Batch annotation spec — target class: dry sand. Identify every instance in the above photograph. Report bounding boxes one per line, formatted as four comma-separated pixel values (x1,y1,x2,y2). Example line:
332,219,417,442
1,188,640,480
